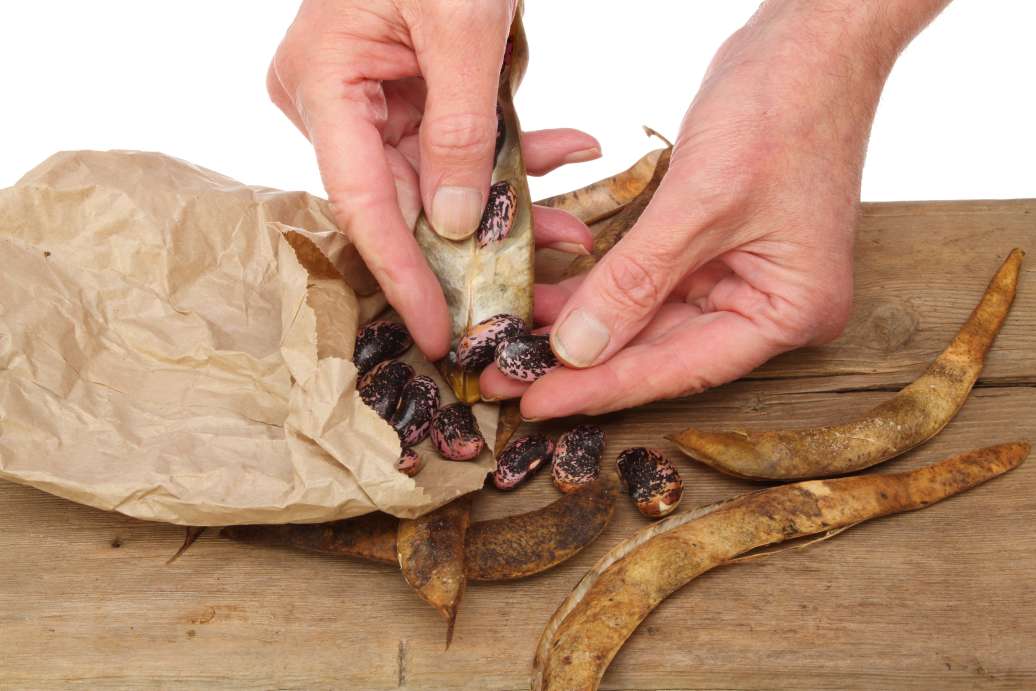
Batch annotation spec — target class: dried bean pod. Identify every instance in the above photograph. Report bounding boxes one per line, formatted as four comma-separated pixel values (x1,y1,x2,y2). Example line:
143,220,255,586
495,334,559,382
493,434,554,490
396,448,425,477
616,447,683,518
353,320,412,375
552,425,605,494
457,313,527,372
431,403,486,461
358,360,414,420
391,375,441,446
475,181,518,248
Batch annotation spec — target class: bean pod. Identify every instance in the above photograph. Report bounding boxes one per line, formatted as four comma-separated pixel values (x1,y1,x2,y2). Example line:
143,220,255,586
358,360,414,420
616,447,683,518
353,321,412,375
476,181,518,248
396,448,425,477
456,313,527,372
431,403,486,461
552,425,605,494
493,434,554,490
495,334,560,382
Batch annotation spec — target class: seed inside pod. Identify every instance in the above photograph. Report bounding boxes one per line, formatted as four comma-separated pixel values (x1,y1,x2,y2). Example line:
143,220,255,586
391,375,441,446
353,320,412,375
396,448,425,477
475,181,518,248
457,313,527,372
493,434,555,490
552,425,605,494
358,360,414,421
495,334,560,383
431,403,486,461
616,447,683,519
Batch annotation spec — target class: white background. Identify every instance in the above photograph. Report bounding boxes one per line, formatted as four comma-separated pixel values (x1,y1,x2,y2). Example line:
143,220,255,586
1,1,1033,204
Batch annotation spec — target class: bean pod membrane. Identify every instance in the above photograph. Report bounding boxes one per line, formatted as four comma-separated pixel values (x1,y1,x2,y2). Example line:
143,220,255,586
494,434,554,490
391,375,441,446
495,334,560,382
431,403,486,461
353,320,412,375
552,425,605,494
358,360,414,420
616,447,683,518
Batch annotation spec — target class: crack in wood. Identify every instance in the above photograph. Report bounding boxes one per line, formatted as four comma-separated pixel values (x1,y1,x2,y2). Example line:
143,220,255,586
397,639,407,688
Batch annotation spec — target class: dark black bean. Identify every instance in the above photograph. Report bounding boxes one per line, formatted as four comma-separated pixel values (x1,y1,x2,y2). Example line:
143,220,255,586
456,313,527,372
431,403,485,461
391,375,441,447
495,334,560,382
396,448,425,477
475,181,518,248
353,321,412,375
358,360,414,420
552,425,605,494
616,447,683,519
493,434,554,490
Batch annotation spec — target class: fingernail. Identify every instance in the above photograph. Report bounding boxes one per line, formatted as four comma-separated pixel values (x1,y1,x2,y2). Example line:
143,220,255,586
547,242,591,256
521,415,543,423
552,308,610,368
563,147,602,165
431,186,482,240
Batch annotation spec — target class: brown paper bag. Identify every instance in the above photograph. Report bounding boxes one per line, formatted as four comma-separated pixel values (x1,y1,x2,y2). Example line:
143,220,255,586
0,150,496,525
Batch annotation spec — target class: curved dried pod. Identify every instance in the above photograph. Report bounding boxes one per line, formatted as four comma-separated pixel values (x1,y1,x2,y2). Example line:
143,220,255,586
536,146,667,226
397,495,473,647
563,147,672,279
220,475,618,581
416,9,534,404
532,442,1030,691
672,249,1024,481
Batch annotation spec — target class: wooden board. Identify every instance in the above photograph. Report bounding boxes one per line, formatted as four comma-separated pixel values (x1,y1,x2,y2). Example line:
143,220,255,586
1,199,1034,690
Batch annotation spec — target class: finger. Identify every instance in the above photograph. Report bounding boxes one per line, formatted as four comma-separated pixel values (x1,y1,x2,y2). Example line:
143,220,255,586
522,310,784,418
266,62,308,138
414,2,513,239
522,129,601,176
673,258,733,302
479,363,530,402
299,78,450,359
532,206,592,255
532,282,578,326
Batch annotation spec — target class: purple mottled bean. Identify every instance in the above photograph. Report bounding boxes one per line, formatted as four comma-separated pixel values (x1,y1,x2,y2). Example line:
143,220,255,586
493,434,554,490
431,403,485,462
457,314,527,372
495,334,560,383
617,447,683,518
358,360,414,420
391,375,441,446
396,448,425,477
354,321,412,375
552,425,605,494
475,181,518,248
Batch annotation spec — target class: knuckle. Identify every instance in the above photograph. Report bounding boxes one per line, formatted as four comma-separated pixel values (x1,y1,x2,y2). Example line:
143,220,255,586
597,254,667,314
422,112,497,162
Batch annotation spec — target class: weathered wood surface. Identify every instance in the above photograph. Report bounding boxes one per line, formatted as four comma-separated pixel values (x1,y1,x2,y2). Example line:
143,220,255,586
1,199,1033,689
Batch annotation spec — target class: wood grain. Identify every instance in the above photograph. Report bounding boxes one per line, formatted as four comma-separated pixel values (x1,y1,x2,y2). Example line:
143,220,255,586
1,199,1034,689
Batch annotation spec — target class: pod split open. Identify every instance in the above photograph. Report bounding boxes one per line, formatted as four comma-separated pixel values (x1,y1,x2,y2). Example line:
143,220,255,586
531,442,1030,690
671,249,1024,480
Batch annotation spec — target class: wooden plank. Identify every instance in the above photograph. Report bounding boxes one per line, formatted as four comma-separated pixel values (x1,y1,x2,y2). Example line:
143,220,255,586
1,199,1034,689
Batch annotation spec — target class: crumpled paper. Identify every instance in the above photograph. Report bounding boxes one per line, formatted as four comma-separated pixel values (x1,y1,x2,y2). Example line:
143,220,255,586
0,150,497,525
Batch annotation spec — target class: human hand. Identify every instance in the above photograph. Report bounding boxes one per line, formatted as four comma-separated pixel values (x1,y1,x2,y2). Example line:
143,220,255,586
268,0,600,359
481,0,949,418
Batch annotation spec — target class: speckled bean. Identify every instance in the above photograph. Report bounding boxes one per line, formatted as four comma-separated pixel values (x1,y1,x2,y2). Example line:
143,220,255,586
493,434,554,490
396,448,425,477
495,334,560,382
475,181,518,248
390,375,441,446
552,425,605,494
358,360,414,420
353,321,412,375
616,447,683,519
456,313,527,372
431,403,485,461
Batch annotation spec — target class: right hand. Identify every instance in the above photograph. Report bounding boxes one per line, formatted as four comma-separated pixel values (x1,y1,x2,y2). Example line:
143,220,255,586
269,0,599,359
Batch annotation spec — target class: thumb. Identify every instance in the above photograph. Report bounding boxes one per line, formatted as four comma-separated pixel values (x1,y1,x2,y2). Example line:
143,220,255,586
412,1,513,240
